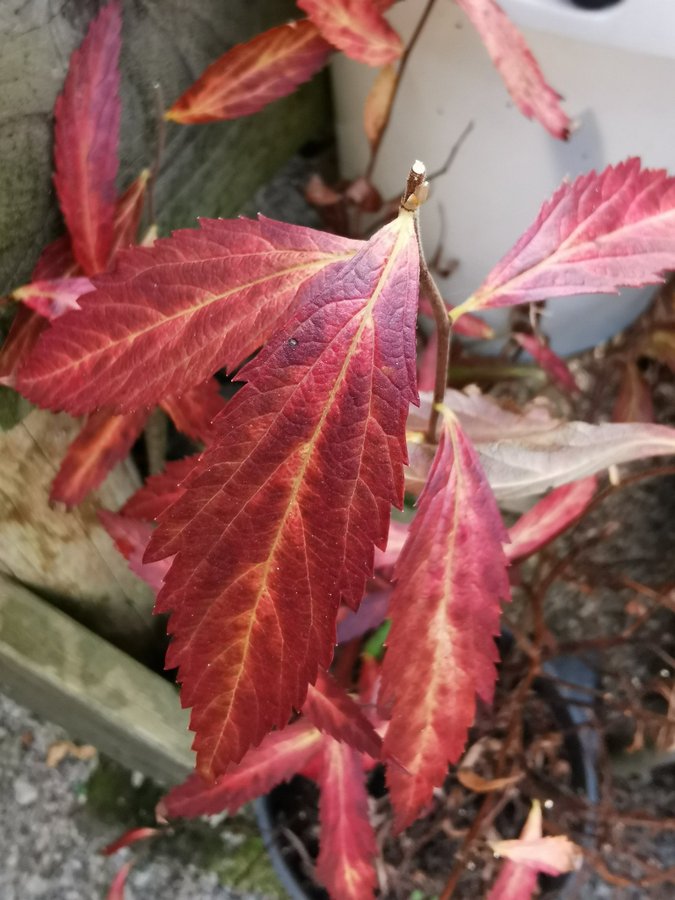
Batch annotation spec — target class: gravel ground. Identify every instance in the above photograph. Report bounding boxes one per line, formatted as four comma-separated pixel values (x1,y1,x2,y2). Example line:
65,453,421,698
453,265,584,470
0,691,274,900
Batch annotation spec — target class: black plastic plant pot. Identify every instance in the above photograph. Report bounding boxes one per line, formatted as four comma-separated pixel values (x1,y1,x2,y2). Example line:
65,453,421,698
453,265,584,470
254,652,599,900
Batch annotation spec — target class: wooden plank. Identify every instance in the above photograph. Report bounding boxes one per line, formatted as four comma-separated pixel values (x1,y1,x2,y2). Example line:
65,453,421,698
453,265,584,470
0,409,157,659
0,577,193,785
0,0,330,292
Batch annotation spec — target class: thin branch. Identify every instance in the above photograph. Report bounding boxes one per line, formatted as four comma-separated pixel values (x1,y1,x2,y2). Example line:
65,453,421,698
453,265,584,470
365,0,438,182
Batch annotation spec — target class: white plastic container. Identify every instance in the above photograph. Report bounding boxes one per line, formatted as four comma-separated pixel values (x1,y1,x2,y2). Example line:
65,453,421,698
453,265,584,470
332,0,675,353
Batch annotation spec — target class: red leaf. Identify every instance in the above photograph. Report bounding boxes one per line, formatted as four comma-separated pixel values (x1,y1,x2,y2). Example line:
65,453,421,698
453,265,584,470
101,827,160,856
489,801,582,899
316,739,378,900
303,669,382,758
455,0,569,139
51,408,149,507
13,277,94,320
99,511,171,593
419,292,493,339
160,379,226,443
0,238,77,385
506,476,597,563
454,160,675,319
298,0,402,66
32,235,77,281
160,719,323,818
18,217,360,414
513,332,579,394
612,361,654,423
120,456,197,521
106,861,133,900
166,20,332,124
381,411,510,830
146,212,419,778
0,308,47,387
53,1,121,276
110,170,151,258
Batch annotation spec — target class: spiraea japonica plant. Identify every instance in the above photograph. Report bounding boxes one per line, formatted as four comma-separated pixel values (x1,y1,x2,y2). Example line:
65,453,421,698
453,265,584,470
4,1,675,897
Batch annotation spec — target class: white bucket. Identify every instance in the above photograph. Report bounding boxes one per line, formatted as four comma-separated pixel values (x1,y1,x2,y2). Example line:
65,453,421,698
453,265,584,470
332,0,675,354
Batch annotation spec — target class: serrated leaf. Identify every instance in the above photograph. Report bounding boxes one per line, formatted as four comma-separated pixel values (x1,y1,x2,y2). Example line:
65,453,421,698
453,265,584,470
407,388,675,500
506,476,597,563
18,217,361,414
303,669,382,758
298,0,402,66
14,278,94,320
145,213,419,778
513,332,579,394
316,739,378,900
364,64,397,146
455,0,569,139
160,720,324,818
165,20,332,124
160,379,226,443
381,411,510,830
99,511,171,593
50,408,149,507
489,801,582,899
454,160,675,319
120,456,197,521
53,1,121,276
612,361,654,423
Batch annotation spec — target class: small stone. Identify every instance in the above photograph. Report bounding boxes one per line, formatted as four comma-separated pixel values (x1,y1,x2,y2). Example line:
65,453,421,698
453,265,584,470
14,775,38,806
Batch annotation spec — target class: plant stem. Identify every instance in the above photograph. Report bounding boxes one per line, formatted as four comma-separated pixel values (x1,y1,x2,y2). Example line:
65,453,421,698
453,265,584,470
365,0,438,182
415,218,451,443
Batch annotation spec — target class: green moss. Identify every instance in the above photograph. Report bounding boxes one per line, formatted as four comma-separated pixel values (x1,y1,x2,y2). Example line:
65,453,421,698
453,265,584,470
85,756,162,826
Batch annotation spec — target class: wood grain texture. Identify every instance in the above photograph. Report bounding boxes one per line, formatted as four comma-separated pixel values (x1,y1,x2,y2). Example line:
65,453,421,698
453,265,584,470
0,578,192,784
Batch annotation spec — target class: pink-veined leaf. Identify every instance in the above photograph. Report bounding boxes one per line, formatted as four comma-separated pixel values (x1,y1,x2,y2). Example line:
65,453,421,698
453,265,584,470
455,0,569,139
612,361,654,423
50,408,149,507
160,379,226,443
145,211,419,778
18,217,361,414
110,169,151,258
316,738,378,900
120,456,197,521
53,0,121,276
298,0,402,66
453,160,675,320
302,668,382,758
489,801,582,900
381,410,510,830
513,332,579,394
13,277,94,320
106,861,133,900
364,64,397,146
165,20,332,124
101,827,160,856
506,476,597,563
407,388,675,501
98,511,171,593
159,719,324,819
